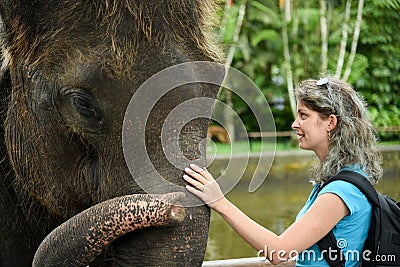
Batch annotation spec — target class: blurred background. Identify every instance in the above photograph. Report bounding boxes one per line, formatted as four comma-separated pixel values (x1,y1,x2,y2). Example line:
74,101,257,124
210,0,399,142
204,0,400,261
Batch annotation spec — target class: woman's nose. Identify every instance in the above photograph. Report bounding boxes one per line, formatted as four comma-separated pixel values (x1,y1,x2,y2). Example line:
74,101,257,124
291,117,299,129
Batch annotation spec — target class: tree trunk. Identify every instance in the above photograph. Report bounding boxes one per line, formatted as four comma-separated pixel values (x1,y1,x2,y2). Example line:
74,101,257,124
343,0,364,81
291,0,300,85
224,0,247,142
319,0,328,73
303,0,310,77
335,0,351,78
282,0,296,119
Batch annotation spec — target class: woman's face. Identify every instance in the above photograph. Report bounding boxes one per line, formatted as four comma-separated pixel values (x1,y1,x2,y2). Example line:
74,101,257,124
291,101,331,161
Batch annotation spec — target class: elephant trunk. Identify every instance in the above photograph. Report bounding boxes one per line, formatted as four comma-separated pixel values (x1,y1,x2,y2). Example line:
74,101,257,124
32,192,186,267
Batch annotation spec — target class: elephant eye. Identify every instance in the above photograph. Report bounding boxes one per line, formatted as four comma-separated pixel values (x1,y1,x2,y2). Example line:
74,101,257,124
70,93,101,119
61,87,104,129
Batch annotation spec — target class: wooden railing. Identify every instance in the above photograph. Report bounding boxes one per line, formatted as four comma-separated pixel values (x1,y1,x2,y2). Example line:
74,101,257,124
247,126,400,139
247,131,294,138
209,126,400,146
375,126,400,133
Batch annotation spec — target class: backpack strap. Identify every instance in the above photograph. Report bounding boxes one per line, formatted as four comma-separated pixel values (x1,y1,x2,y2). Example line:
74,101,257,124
315,171,378,267
322,171,379,206
317,231,345,267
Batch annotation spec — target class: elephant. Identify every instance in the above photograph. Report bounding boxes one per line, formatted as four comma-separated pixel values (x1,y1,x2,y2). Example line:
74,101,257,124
0,1,223,266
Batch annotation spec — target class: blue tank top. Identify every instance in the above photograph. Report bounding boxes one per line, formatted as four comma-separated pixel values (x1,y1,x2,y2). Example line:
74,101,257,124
295,165,372,267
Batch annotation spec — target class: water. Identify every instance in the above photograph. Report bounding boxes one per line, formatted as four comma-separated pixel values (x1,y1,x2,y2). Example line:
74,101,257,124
204,169,400,261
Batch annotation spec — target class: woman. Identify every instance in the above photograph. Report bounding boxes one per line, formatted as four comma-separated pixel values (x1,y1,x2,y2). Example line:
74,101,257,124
183,77,382,266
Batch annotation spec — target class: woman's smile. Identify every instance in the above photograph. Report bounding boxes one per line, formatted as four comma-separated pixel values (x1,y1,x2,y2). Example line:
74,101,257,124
296,132,305,141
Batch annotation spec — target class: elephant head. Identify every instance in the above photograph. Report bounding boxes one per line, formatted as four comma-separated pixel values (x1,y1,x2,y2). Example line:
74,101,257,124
0,1,223,266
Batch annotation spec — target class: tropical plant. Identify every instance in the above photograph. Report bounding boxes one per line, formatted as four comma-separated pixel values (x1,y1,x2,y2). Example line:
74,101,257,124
216,0,399,141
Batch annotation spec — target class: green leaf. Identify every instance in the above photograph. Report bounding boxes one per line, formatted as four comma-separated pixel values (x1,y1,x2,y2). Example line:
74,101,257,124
251,29,281,47
373,0,400,10
251,1,280,21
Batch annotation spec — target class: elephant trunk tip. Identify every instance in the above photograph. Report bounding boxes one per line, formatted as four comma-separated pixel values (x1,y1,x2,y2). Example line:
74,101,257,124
170,205,186,222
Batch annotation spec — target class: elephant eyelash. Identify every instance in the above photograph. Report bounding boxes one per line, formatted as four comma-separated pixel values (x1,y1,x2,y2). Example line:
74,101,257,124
63,89,103,121
61,87,106,132
71,93,101,119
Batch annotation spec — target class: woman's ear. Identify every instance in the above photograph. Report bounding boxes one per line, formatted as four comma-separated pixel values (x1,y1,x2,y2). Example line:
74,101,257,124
327,114,338,131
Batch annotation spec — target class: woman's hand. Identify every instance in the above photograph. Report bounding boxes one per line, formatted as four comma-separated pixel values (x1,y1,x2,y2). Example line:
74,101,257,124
183,164,226,210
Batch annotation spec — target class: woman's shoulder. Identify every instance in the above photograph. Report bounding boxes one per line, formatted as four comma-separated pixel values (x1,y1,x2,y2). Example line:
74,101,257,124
318,179,371,216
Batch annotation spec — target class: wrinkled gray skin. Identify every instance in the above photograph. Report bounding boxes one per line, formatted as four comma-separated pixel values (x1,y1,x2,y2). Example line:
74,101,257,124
0,1,223,266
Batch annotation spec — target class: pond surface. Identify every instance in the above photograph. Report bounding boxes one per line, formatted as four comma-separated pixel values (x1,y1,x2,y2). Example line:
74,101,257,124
204,169,400,261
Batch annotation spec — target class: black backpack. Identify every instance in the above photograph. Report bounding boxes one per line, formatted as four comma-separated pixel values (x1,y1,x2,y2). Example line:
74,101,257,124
316,171,400,267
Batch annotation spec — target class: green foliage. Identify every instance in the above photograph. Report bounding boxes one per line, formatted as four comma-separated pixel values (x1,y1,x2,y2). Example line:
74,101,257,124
373,0,400,9
355,0,400,139
251,29,280,47
218,0,399,140
221,5,241,43
222,1,286,131
343,54,369,83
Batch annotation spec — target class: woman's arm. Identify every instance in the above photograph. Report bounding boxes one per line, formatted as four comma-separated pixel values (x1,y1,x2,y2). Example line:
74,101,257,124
183,164,349,264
